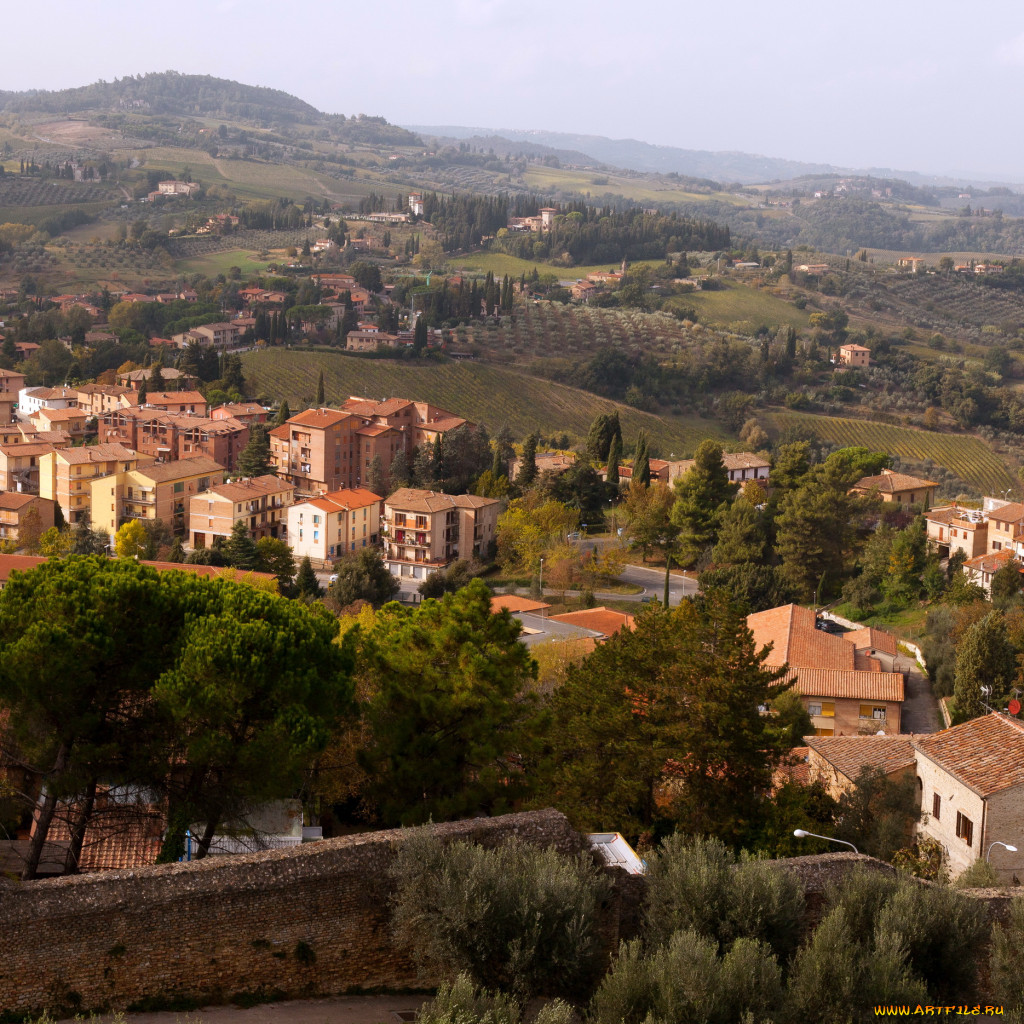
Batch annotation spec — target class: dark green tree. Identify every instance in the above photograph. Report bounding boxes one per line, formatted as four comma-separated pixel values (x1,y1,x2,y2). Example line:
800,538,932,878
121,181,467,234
359,580,537,825
606,433,621,487
953,612,1015,723
413,315,428,356
518,433,538,489
256,537,297,594
294,555,322,600
274,400,291,426
315,368,325,405
633,430,650,487
671,440,736,568
235,425,273,478
222,519,261,572
326,548,399,610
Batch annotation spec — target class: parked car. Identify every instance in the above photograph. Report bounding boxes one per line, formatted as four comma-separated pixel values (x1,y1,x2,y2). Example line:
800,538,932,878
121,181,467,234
815,617,842,633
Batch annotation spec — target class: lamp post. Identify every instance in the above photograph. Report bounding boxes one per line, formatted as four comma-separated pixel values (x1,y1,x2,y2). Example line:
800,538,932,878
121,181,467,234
986,841,1018,862
793,828,858,854
539,557,544,603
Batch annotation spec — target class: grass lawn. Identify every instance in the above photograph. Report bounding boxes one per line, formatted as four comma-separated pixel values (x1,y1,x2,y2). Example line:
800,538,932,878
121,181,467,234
174,248,275,277
448,252,665,281
830,601,931,643
686,281,810,331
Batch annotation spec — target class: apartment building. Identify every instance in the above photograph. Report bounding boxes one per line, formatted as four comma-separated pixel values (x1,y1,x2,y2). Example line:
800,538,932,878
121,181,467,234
31,406,89,439
39,444,153,525
117,367,197,390
189,475,295,549
0,368,26,397
269,408,361,493
747,603,904,736
98,409,249,471
925,503,989,560
171,322,245,349
74,384,138,417
17,386,79,416
382,488,499,581
211,403,268,425
288,488,382,565
0,442,62,493
90,456,225,542
0,492,55,544
144,391,209,417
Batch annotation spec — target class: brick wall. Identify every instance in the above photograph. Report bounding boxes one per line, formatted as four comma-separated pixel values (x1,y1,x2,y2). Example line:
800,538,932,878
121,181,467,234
0,809,582,1018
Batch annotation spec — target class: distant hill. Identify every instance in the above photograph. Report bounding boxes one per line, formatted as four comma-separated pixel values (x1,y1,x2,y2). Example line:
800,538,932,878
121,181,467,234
2,71,322,124
406,125,843,185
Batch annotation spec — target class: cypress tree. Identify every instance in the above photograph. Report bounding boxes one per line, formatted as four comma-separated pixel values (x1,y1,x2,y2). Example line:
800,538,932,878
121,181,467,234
274,400,291,426
634,431,650,487
295,556,323,599
607,433,621,487
518,433,538,489
316,369,325,406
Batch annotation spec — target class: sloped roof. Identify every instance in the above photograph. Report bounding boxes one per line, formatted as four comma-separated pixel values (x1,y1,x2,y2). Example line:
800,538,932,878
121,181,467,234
56,443,141,465
913,713,1024,798
964,549,1016,573
146,391,207,405
988,501,1024,525
294,488,382,513
805,735,917,782
843,626,899,658
491,595,552,614
386,488,498,513
288,408,353,429
782,667,904,702
0,492,41,511
205,475,294,502
135,457,224,482
548,607,635,637
747,604,855,670
854,469,938,494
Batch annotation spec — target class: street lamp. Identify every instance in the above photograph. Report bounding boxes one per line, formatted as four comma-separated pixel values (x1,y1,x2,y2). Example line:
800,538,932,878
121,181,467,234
987,841,1018,862
793,829,859,854
539,557,544,603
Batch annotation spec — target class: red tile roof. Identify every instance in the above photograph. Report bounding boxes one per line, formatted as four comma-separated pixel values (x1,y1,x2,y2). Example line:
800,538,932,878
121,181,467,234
288,408,353,429
913,713,1024,797
490,595,552,614
747,604,855,670
806,735,917,782
548,607,636,637
782,667,904,702
844,627,899,658
854,469,938,494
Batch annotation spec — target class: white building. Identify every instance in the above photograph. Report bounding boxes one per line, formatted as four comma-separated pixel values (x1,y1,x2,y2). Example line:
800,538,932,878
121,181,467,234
17,386,79,416
288,488,382,566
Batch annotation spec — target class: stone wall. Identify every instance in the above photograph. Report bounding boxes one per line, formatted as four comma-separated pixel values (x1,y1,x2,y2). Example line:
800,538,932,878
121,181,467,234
0,808,582,1019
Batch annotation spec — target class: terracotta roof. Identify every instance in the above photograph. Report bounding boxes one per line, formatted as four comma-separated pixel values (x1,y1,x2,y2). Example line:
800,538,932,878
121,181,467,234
140,561,277,583
135,457,224,482
775,747,811,786
45,794,163,872
854,469,938,494
490,595,552,614
964,549,1016,573
0,492,41,511
340,399,378,416
840,343,871,353
288,408,353,429
205,475,294,502
0,442,57,457
843,626,899,657
420,416,467,433
146,391,207,405
268,424,289,440
55,443,141,464
987,501,1024,525
356,424,395,437
747,604,855,670
0,554,46,582
295,488,381,513
806,735,917,782
548,607,636,637
213,403,266,416
782,667,904,702
672,451,769,476
913,713,1024,798
386,488,499,514
925,505,986,530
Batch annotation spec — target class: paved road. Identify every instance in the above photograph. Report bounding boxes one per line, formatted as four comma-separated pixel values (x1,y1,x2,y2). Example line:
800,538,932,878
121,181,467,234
899,660,941,734
613,562,698,606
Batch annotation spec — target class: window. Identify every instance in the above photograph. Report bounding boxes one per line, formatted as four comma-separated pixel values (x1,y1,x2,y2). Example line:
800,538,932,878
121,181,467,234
173,482,184,493
809,703,822,717
860,704,886,720
932,793,941,821
994,541,1002,551
956,811,974,847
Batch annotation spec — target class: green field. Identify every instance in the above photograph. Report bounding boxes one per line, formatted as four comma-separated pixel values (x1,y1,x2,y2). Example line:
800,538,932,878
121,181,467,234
449,252,664,281
519,166,751,208
767,410,1017,495
686,281,810,331
173,248,275,277
241,350,728,455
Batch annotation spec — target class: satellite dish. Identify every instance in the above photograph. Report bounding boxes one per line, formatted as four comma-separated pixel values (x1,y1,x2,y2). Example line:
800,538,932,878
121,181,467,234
1010,699,1022,716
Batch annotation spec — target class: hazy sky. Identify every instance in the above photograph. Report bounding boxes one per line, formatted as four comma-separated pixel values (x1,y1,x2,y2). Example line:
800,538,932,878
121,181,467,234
4,0,1024,179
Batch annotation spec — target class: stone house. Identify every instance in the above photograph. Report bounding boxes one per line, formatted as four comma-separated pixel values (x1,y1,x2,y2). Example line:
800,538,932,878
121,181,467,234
851,468,937,507
914,713,1024,881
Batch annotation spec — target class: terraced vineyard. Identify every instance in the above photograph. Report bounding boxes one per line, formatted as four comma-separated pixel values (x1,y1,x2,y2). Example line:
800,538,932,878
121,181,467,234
767,410,1017,495
241,349,728,454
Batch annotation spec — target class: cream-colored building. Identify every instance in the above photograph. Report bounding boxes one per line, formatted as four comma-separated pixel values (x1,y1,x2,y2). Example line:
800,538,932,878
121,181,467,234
31,406,89,439
838,343,871,367
382,488,500,580
0,492,55,544
74,384,138,417
914,714,1024,881
0,442,62,494
189,475,295,549
39,443,152,525
925,504,988,560
288,488,382,566
91,457,225,543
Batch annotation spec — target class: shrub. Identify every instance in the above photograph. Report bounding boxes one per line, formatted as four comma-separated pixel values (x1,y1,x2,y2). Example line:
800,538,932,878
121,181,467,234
955,857,1001,889
642,835,804,962
418,974,521,1024
990,897,1024,1010
390,833,610,1003
589,930,783,1024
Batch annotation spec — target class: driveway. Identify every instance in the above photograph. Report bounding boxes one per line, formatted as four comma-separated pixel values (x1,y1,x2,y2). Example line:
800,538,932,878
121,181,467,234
899,660,941,734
